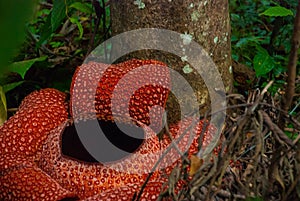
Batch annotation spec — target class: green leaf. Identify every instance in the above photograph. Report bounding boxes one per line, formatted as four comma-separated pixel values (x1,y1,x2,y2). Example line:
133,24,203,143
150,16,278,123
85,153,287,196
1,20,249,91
51,0,68,32
38,14,53,47
69,17,83,38
235,36,261,48
2,81,25,93
38,0,74,46
70,2,93,14
253,46,275,77
0,86,7,126
0,1,36,75
260,6,293,17
9,56,47,79
230,13,240,21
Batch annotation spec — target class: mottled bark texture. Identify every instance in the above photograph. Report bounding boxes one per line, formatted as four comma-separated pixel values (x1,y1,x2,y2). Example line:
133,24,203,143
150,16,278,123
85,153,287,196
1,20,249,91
110,0,232,124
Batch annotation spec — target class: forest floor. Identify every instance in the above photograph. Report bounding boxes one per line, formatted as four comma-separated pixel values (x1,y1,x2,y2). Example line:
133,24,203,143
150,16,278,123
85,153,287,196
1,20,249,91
168,82,300,201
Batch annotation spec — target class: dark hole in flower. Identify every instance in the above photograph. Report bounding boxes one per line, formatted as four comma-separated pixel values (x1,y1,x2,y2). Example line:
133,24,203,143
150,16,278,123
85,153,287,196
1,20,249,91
61,118,145,163
59,197,80,201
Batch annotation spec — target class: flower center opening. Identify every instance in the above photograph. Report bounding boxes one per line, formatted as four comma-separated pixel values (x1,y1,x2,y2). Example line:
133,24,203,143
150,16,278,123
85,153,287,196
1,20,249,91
61,118,145,163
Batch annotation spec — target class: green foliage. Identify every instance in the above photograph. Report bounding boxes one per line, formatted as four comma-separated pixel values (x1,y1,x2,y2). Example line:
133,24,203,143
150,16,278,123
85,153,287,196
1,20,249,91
0,86,7,125
2,81,25,94
68,2,94,39
69,16,84,38
0,1,36,74
260,6,293,17
51,0,70,31
70,2,93,14
9,56,47,79
1,0,110,116
253,45,276,76
230,0,298,93
38,0,74,47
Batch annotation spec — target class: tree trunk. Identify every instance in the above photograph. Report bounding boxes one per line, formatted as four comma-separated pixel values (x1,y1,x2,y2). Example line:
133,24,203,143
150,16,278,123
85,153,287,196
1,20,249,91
110,0,232,124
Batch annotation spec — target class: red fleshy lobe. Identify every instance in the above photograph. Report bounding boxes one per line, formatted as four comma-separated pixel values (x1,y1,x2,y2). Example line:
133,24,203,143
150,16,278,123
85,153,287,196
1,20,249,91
0,165,77,200
70,59,170,132
0,88,68,169
0,88,76,200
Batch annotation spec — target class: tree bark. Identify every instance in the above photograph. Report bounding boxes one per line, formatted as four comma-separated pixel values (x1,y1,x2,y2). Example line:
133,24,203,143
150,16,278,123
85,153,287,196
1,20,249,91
279,0,300,129
110,0,232,123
